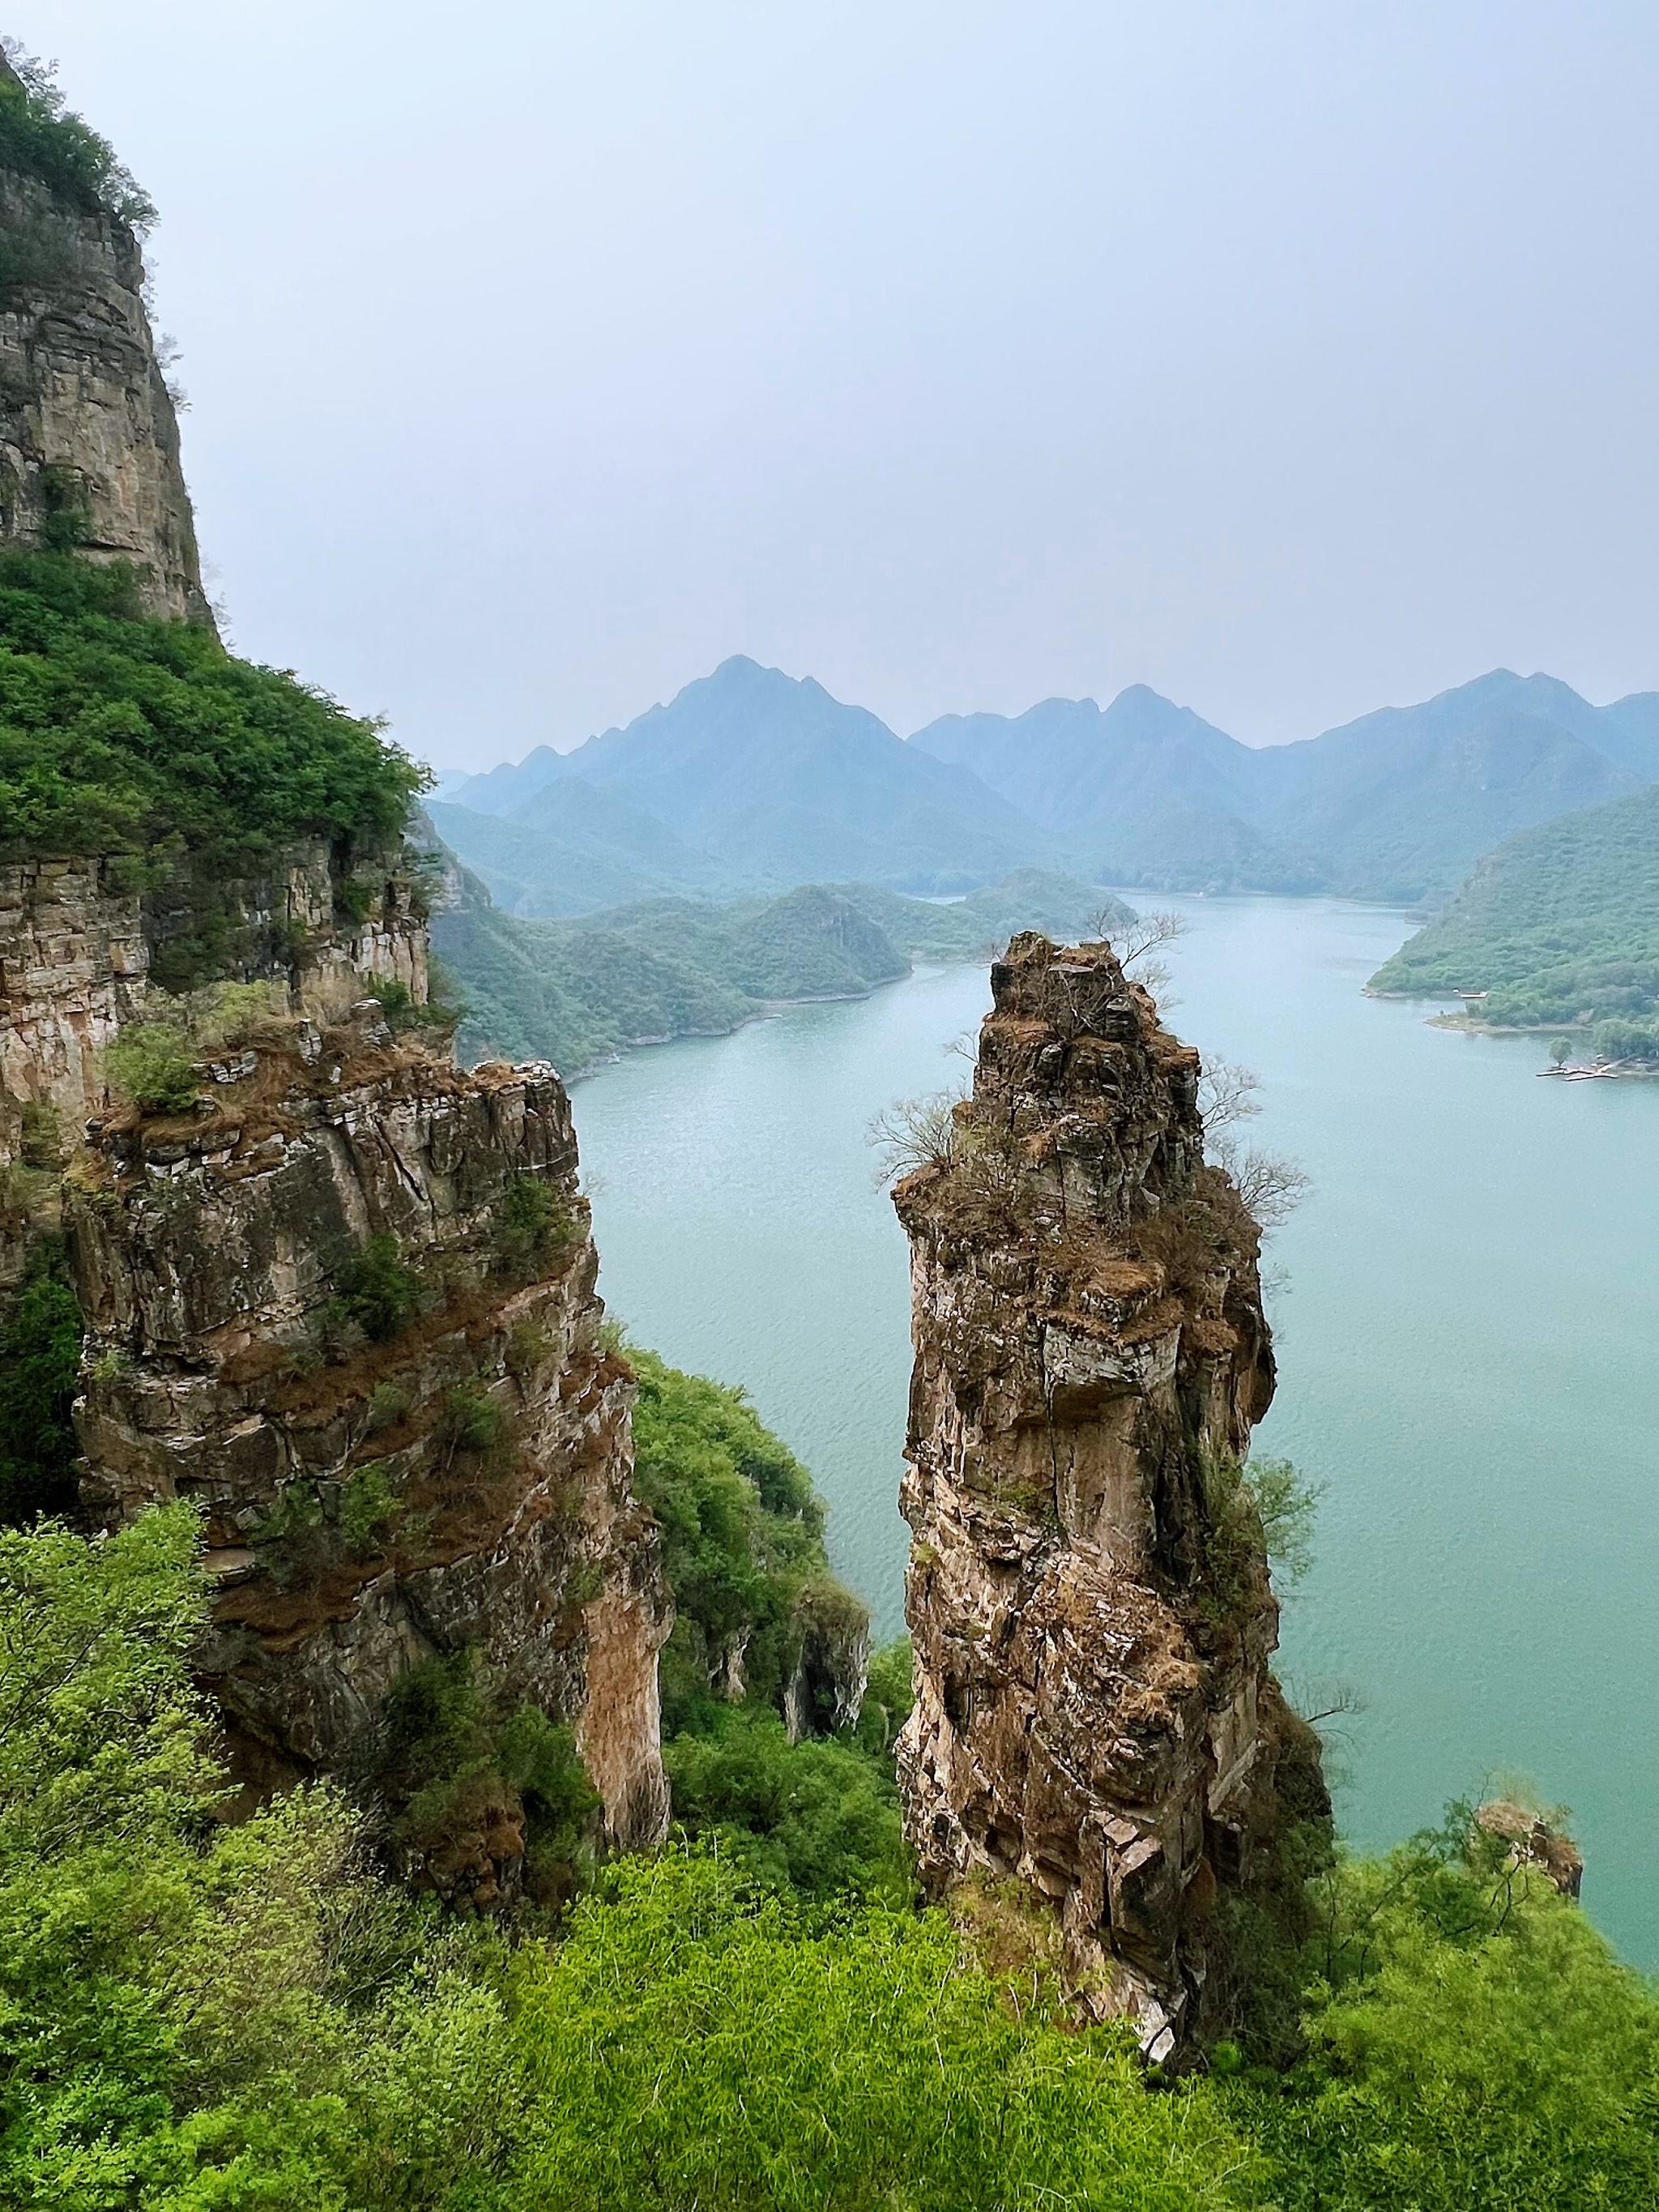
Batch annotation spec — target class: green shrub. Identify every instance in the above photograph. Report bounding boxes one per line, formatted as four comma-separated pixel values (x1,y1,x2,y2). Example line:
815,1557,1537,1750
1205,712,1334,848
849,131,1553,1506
104,1020,198,1114
664,1705,909,1901
335,1232,423,1343
369,976,464,1038
500,1850,1252,2212
381,1648,597,1890
1243,1455,1323,1586
1232,1811,1659,2208
630,1348,828,1728
855,1634,915,1754
0,45,154,225
442,1385,509,1460
493,1172,575,1276
339,1461,401,1557
0,1237,82,1525
0,550,424,871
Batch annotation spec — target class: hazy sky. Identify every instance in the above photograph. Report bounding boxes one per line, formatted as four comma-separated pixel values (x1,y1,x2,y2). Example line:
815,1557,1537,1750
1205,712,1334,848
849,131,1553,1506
15,2,1659,765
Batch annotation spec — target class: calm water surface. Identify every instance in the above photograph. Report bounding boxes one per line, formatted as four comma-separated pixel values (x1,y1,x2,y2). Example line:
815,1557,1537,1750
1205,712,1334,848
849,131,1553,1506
570,895,1659,1966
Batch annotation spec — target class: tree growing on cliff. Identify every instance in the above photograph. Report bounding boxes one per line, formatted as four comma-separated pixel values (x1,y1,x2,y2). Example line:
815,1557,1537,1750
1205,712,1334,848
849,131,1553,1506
866,1085,967,1184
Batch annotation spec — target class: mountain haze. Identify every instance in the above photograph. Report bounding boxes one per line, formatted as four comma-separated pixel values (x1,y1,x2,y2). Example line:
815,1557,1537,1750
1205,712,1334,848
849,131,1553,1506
434,659,1659,916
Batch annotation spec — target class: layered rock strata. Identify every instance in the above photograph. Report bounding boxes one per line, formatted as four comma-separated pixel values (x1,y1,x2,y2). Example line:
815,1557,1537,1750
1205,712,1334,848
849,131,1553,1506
0,843,426,1180
0,68,209,621
892,933,1320,2058
67,999,670,1881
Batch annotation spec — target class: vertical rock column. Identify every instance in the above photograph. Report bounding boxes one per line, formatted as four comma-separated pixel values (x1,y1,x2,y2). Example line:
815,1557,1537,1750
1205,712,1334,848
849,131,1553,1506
892,933,1317,2057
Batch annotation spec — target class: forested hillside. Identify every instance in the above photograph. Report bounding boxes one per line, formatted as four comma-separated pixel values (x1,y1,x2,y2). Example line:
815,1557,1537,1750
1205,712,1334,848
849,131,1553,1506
440,658,1659,912
1368,784,1659,1054
433,864,1130,1074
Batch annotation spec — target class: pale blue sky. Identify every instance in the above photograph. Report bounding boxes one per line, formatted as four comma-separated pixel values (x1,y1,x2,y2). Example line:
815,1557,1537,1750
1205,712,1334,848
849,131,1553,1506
15,2,1659,763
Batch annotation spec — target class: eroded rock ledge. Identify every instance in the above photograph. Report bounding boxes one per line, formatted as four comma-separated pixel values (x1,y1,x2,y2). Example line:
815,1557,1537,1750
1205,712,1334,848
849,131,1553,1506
892,933,1324,2058
68,1001,670,1888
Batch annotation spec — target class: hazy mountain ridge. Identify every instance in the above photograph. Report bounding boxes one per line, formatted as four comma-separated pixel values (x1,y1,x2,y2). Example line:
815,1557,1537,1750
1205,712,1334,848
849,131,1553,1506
437,658,1659,914
432,863,1130,1076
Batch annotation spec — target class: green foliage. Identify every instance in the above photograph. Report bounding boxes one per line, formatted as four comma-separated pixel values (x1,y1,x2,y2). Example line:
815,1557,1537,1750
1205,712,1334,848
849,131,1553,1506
1592,1013,1659,1061
1231,1815,1659,2209
380,1649,599,1884
497,1847,1252,2212
334,1233,423,1344
1371,780,1659,1027
0,45,154,228
663,1705,909,1900
493,1173,575,1277
1199,1452,1322,1621
0,1505,1656,2210
855,1633,915,1754
369,976,463,1037
629,1348,830,1728
0,1237,82,1524
104,1021,198,1114
0,551,424,871
1243,1456,1323,1587
339,1461,402,1557
441,1386,508,1460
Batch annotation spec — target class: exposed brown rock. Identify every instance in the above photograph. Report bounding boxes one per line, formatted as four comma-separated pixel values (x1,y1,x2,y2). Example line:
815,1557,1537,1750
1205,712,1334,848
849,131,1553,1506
67,1009,671,1877
892,932,1322,2059
0,144,208,621
1475,1799,1584,1898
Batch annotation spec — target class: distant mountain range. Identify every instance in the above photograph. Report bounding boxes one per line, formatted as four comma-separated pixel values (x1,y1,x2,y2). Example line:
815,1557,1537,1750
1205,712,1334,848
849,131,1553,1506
431,656,1659,914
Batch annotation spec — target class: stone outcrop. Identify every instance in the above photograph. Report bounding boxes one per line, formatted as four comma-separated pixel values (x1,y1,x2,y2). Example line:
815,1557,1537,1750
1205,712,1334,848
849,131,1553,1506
1475,1800,1584,1898
0,843,427,1185
892,933,1323,2059
67,998,670,1884
0,65,208,621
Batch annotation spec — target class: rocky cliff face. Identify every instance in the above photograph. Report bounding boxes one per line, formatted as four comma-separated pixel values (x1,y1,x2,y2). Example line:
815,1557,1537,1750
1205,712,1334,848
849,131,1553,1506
66,992,670,1886
0,118,207,621
0,842,427,1186
892,933,1323,2059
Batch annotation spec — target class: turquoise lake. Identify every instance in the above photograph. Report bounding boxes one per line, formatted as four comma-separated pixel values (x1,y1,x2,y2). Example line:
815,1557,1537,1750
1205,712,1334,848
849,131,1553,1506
569,894,1659,1968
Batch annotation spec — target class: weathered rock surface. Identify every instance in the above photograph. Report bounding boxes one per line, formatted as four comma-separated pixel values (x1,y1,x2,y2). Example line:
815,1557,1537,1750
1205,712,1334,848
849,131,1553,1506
1475,1799,1584,1898
893,933,1322,2058
68,1006,670,1879
0,843,426,1181
0,93,207,621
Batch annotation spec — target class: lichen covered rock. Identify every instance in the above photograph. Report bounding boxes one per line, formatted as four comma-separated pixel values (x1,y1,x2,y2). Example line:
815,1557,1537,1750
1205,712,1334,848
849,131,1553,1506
892,933,1323,2057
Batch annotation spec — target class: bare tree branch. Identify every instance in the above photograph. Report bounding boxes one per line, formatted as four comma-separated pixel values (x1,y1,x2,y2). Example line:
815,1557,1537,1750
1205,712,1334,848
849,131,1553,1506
1211,1133,1310,1229
1197,1057,1262,1137
867,1086,968,1186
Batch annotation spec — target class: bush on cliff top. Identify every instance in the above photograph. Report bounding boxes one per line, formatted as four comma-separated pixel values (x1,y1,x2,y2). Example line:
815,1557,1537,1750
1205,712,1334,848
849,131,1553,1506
0,551,424,869
0,43,155,228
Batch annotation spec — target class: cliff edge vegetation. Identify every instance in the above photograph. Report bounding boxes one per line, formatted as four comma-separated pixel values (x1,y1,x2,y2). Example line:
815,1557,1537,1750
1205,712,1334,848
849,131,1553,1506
0,550,423,869
1369,783,1659,1057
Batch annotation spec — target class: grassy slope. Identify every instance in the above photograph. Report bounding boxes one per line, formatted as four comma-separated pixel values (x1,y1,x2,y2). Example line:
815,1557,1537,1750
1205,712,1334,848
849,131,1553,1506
1369,784,1659,1027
